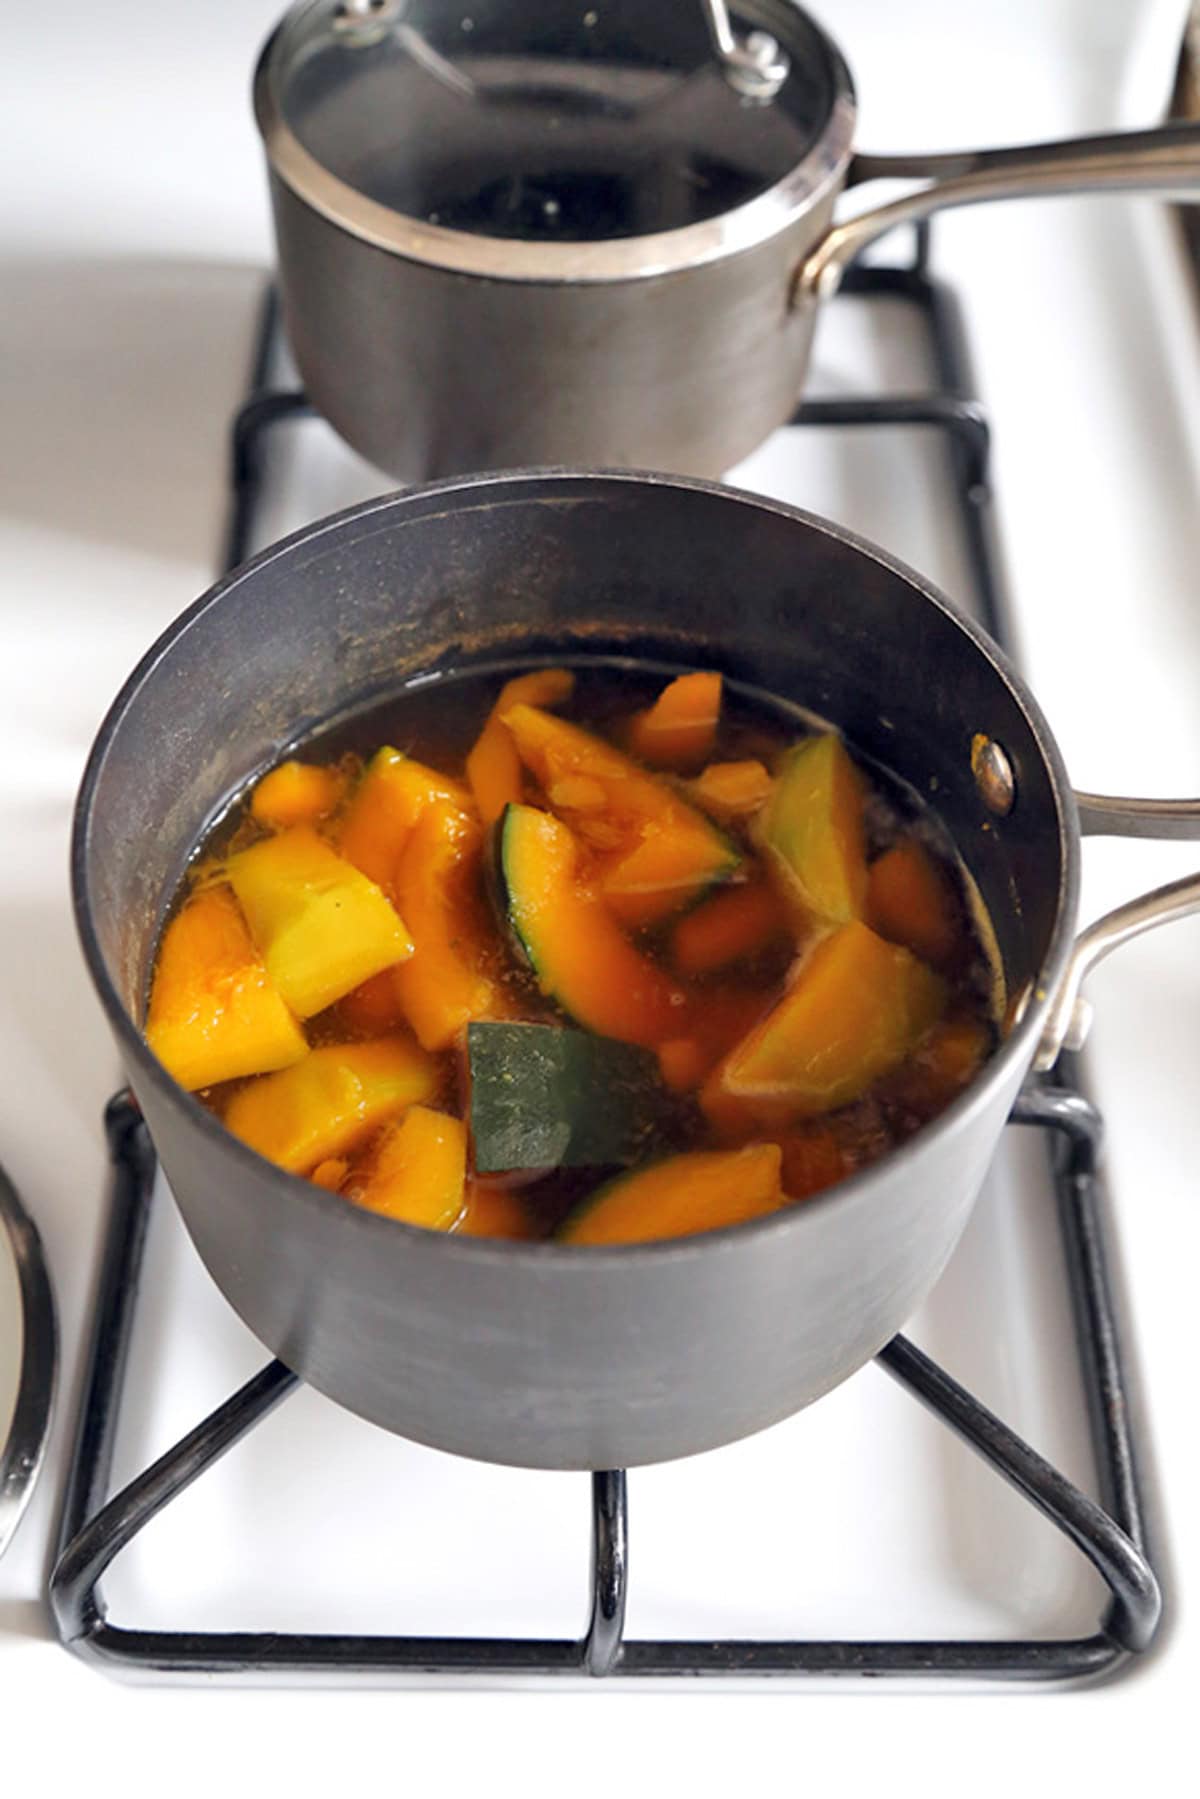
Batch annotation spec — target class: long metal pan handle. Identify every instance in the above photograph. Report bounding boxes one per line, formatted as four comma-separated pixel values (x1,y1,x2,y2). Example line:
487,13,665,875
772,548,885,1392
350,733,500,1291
1036,792,1200,1071
796,124,1200,303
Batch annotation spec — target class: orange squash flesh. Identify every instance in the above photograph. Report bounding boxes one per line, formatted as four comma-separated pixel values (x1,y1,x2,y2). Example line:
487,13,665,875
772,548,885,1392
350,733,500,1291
352,1106,467,1228
338,748,473,894
453,1181,538,1240
776,1126,851,1202
868,840,962,969
671,879,790,977
628,672,722,770
250,760,345,830
560,1143,783,1245
466,668,576,826
146,885,308,1091
500,804,691,1048
503,703,738,925
223,1035,439,1174
395,801,511,1051
758,733,868,924
688,759,774,821
225,826,414,1020
713,919,946,1118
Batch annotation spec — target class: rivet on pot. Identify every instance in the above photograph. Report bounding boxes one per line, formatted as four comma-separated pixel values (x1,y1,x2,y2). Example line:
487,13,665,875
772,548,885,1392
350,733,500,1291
971,733,1015,816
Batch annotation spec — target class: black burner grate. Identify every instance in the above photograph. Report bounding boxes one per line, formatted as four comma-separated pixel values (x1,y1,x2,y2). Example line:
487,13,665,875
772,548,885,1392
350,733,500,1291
50,233,1161,1683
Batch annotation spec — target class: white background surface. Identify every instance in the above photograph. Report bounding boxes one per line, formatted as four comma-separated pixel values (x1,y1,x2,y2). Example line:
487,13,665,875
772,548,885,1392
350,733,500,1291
3,0,1200,1790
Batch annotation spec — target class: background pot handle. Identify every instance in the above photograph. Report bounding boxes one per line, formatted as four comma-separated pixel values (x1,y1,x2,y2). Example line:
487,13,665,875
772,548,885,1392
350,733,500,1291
795,124,1200,303
1035,790,1200,1071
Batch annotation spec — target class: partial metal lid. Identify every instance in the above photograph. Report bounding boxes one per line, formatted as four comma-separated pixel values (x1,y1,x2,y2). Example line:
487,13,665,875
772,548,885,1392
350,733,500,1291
255,0,856,279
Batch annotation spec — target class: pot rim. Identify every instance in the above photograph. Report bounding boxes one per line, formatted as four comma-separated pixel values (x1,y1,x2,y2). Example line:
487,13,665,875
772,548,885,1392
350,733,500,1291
72,467,1081,1267
253,0,858,282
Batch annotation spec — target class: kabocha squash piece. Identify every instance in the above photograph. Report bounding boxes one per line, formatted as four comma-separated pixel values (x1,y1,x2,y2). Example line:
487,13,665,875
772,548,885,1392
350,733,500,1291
311,1157,350,1193
559,1143,783,1245
224,1035,439,1174
758,733,868,924
498,803,691,1047
467,1022,671,1172
688,759,774,821
502,703,738,925
777,1126,850,1202
146,885,308,1091
453,1181,538,1240
714,919,947,1117
353,1106,467,1228
250,760,345,830
670,878,790,977
600,824,741,931
395,802,510,1051
226,826,413,1019
338,748,472,893
467,667,576,826
628,671,722,771
867,840,963,969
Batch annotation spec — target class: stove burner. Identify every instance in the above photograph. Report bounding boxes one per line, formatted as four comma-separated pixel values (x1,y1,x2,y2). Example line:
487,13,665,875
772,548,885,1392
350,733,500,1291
49,235,1161,1683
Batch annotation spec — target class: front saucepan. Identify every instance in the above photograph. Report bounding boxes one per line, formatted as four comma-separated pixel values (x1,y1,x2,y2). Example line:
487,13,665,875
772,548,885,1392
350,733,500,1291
73,473,1078,1469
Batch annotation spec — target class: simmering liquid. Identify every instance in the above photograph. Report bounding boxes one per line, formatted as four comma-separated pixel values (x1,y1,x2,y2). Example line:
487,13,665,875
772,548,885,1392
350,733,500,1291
144,662,1001,1243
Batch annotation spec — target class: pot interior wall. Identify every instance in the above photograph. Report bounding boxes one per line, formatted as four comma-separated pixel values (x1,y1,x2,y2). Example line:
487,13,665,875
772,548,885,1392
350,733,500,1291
79,475,1068,1023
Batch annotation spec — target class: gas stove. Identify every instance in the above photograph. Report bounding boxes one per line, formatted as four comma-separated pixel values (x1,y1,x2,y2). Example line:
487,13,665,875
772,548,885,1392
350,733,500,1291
39,247,1158,1686
3,0,1198,1765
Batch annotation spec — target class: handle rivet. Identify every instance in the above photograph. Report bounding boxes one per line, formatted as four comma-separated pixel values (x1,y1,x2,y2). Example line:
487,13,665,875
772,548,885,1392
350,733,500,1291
972,734,1015,816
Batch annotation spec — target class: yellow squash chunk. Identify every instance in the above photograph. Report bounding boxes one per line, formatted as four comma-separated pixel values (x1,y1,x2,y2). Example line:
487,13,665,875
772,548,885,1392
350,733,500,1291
628,672,722,770
224,1035,438,1174
395,801,510,1051
353,1106,467,1228
226,826,413,1019
688,759,774,821
503,702,738,926
561,1144,783,1245
716,919,947,1116
466,668,576,827
758,733,868,924
249,760,345,830
146,886,308,1091
338,748,472,893
867,840,962,969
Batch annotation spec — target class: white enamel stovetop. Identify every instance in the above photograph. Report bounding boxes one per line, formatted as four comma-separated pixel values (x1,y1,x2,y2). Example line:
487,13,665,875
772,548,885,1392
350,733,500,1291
2,0,1198,1790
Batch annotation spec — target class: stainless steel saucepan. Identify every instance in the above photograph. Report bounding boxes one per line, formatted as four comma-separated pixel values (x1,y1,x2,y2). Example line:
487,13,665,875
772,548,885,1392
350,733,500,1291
253,0,1200,481
72,471,1200,1469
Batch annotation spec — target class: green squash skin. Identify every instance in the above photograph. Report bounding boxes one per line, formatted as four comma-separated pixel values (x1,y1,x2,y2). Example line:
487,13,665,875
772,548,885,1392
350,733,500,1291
468,1022,677,1173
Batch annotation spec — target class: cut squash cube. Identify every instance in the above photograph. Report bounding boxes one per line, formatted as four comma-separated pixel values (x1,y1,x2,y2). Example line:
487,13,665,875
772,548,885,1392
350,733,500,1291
867,840,962,969
560,1144,783,1245
338,748,472,893
452,1181,538,1240
714,919,947,1117
670,878,790,976
466,667,576,827
758,733,868,924
628,671,721,770
395,802,511,1051
353,1106,467,1229
224,1035,438,1174
146,885,308,1092
249,760,345,830
226,825,413,1019
688,759,774,821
